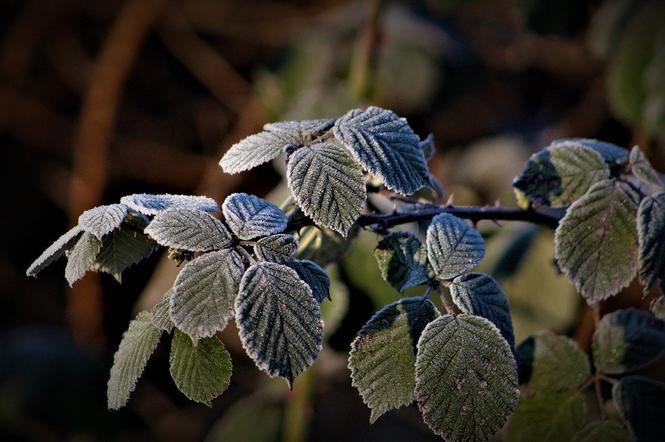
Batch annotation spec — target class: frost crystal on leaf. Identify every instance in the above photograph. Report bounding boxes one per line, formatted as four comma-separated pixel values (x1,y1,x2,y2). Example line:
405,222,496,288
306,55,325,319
78,204,128,240
222,193,287,240
65,231,102,286
151,289,174,332
254,234,299,263
107,311,161,410
287,142,366,235
171,249,245,343
235,262,323,387
120,193,219,215
26,225,83,277
333,106,429,195
145,209,233,252
220,118,334,174
349,297,438,423
426,213,485,280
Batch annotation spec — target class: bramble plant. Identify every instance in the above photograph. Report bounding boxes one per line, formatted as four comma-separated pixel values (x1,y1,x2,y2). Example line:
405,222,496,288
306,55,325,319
27,106,665,441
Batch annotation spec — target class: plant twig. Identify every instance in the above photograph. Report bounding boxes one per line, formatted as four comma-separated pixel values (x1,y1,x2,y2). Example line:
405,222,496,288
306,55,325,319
288,205,563,232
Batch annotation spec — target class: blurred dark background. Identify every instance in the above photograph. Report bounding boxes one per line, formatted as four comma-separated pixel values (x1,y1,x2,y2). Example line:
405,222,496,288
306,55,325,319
2,0,664,441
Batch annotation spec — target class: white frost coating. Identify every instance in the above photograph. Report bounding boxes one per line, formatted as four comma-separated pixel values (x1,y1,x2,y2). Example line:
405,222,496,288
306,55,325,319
79,203,128,240
222,193,287,240
120,193,219,215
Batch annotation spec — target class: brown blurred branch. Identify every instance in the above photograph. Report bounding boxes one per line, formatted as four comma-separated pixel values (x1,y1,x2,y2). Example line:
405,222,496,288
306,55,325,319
67,0,165,347
157,1,252,112
348,0,382,100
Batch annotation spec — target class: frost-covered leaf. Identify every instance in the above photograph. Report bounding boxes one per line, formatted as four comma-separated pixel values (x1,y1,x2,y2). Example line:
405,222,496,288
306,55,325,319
222,193,287,240
152,289,174,332
287,142,366,235
107,311,161,410
555,179,640,304
515,331,591,393
94,227,157,282
415,314,519,441
78,204,128,240
637,192,665,293
26,225,83,277
552,138,628,165
426,213,485,280
507,391,587,442
169,329,232,406
613,375,665,442
120,193,219,215
572,419,632,442
171,249,245,342
513,143,610,207
333,106,429,194
374,232,429,293
288,259,330,303
630,146,662,187
145,209,233,252
450,272,515,349
651,296,665,321
419,133,436,160
220,118,334,174
235,262,322,386
254,234,298,263
349,297,438,423
65,232,101,286
592,308,665,374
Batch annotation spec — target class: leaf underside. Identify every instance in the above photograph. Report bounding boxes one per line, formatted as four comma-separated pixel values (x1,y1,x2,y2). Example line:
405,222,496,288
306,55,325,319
171,249,245,342
107,311,162,410
94,227,157,281
169,329,232,406
235,262,322,386
333,106,429,195
374,232,429,293
450,272,515,349
415,314,519,441
78,204,128,240
65,231,102,286
26,225,83,277
592,308,665,374
637,192,665,293
555,179,640,304
145,209,233,252
287,142,366,235
121,193,219,215
349,297,438,423
426,213,485,280
222,193,287,240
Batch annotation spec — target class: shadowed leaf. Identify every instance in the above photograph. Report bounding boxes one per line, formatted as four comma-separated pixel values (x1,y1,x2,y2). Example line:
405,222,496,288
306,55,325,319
638,192,665,293
374,232,429,293
288,259,330,303
613,375,665,442
630,146,662,187
94,227,157,282
551,138,628,165
572,419,632,442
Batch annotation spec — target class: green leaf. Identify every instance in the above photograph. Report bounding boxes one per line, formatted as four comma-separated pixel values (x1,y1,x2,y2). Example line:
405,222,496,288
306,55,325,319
145,209,233,252
151,289,174,333
650,296,665,321
637,192,665,293
450,272,515,348
426,213,485,280
26,225,83,277
515,331,591,393
613,375,665,442
169,329,232,406
93,227,157,282
254,234,298,263
171,249,245,342
332,106,429,195
222,193,287,240
349,297,438,423
592,308,665,374
120,193,219,215
374,232,429,293
220,118,334,174
572,419,633,442
288,259,330,303
513,143,610,207
630,146,662,187
415,314,519,441
78,204,128,240
107,311,162,410
296,225,358,266
554,179,640,304
65,232,102,286
287,142,366,235
235,262,322,386
507,391,587,442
